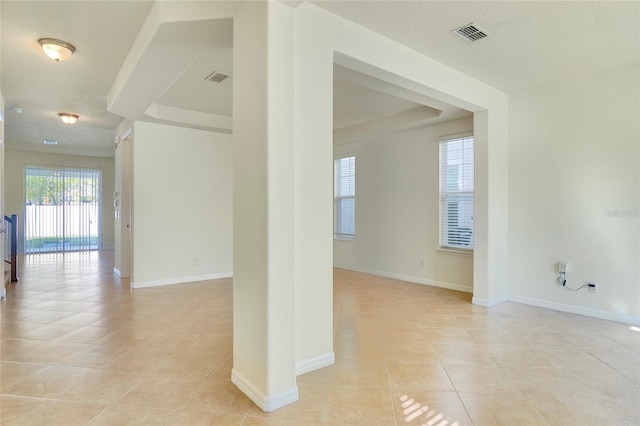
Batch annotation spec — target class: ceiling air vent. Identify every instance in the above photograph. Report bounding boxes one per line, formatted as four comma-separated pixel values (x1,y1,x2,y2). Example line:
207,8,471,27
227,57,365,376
452,23,489,42
205,71,229,83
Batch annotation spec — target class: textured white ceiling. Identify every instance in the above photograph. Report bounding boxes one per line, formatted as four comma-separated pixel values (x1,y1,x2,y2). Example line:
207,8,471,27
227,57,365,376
156,47,233,117
2,1,637,158
1,1,154,157
313,0,640,93
334,79,421,129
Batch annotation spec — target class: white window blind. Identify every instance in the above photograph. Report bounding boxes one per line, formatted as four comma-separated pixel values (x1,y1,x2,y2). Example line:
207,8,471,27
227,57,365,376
334,155,355,239
439,136,474,250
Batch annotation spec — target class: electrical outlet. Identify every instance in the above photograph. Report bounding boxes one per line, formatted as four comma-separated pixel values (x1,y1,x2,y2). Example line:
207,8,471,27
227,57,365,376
193,257,199,266
558,261,568,273
419,258,424,267
588,282,598,293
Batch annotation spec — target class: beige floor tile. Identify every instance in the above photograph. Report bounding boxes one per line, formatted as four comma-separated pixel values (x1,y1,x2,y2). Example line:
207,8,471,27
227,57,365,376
525,391,616,425
562,366,640,404
459,392,549,425
52,325,116,343
542,347,617,371
419,315,462,328
297,365,334,386
87,401,174,425
56,343,131,368
445,364,518,393
57,369,146,404
584,345,640,383
0,395,107,426
383,339,439,363
334,337,385,361
379,323,428,343
2,364,96,398
6,340,93,364
392,391,472,425
0,361,47,392
166,411,245,425
519,331,573,347
505,367,585,395
243,417,320,426
425,327,475,344
182,378,254,415
117,373,207,409
485,345,554,369
432,342,497,366
20,324,81,341
17,310,76,324
0,338,45,360
106,345,224,376
246,383,327,423
556,331,619,348
467,328,526,346
329,359,389,389
321,386,396,425
4,253,638,426
0,321,46,338
51,312,104,326
387,360,454,392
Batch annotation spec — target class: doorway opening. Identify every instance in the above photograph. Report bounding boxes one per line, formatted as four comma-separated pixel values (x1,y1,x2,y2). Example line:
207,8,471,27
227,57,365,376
24,166,102,253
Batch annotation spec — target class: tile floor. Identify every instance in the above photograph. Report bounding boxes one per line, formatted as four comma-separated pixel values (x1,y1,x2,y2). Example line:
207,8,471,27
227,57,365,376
1,251,639,425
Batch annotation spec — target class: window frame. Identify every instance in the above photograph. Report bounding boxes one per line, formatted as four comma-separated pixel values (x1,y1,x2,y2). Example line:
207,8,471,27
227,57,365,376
333,153,356,241
438,133,474,252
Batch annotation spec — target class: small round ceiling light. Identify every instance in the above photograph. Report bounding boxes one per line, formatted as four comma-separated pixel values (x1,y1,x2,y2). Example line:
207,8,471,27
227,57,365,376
39,38,76,62
58,113,79,125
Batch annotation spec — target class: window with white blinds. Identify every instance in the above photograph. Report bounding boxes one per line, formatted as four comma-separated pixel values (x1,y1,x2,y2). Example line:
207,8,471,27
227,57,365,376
439,135,474,250
334,154,355,239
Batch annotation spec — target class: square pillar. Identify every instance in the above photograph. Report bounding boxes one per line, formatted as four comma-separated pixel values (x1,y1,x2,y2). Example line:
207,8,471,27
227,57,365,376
231,1,298,412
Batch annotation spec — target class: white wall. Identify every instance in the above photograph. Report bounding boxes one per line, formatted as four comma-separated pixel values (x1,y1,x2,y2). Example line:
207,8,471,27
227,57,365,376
4,150,115,253
130,121,232,288
334,117,474,292
508,64,640,323
294,2,508,373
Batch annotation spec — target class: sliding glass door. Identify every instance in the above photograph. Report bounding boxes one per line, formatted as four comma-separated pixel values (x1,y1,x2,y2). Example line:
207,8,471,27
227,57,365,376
24,166,101,253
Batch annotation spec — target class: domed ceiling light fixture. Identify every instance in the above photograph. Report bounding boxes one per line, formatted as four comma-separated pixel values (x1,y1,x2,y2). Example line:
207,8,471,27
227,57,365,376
58,113,79,125
39,38,76,62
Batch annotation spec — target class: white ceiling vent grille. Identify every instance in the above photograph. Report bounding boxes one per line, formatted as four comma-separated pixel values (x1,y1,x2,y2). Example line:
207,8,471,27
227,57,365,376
452,23,489,42
205,71,229,83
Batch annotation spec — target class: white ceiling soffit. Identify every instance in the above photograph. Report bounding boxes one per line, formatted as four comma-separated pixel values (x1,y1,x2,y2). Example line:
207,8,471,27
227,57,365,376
108,9,233,133
333,64,471,144
315,1,640,93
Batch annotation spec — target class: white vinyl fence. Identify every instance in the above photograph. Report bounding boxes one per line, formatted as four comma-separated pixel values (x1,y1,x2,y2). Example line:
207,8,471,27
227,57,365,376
25,204,99,253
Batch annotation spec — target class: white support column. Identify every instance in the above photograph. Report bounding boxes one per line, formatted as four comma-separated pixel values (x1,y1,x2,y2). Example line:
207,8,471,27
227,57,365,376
471,109,510,307
231,1,298,412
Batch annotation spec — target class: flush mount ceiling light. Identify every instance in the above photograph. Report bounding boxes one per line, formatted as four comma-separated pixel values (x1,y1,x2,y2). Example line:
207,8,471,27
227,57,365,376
39,38,76,62
43,139,58,145
58,113,79,125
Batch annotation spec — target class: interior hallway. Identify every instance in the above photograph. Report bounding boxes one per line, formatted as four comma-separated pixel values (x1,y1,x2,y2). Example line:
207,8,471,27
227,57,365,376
1,251,638,425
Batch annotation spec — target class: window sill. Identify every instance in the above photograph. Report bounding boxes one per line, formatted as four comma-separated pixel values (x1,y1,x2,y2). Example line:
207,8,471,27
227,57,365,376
334,235,355,242
436,247,473,256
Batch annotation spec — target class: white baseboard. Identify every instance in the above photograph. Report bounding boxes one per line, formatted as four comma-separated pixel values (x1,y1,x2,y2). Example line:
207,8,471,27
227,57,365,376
296,352,335,376
113,267,121,278
231,368,299,412
334,264,473,293
131,272,233,289
472,295,509,308
509,295,640,326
